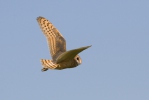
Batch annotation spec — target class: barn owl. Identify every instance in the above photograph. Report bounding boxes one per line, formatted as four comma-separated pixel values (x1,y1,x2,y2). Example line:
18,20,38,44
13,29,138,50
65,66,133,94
37,16,91,71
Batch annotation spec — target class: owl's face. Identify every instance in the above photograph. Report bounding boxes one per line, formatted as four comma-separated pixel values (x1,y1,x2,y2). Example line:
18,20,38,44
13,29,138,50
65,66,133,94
74,55,82,65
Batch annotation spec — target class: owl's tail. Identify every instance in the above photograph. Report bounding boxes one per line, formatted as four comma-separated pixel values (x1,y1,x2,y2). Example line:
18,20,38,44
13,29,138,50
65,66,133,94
40,59,58,71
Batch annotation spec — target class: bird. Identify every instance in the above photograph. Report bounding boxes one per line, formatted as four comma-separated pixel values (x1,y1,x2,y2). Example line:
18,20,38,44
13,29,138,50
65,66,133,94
36,16,91,71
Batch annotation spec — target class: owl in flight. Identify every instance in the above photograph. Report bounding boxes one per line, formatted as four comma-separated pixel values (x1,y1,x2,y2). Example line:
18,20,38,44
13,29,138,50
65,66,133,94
37,16,91,71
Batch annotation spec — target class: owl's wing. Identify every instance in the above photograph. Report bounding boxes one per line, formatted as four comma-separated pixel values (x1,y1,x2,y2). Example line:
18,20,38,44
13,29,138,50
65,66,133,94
37,16,66,61
56,45,91,63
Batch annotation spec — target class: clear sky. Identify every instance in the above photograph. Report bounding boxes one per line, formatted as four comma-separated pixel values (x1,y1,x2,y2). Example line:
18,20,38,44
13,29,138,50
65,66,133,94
0,0,149,100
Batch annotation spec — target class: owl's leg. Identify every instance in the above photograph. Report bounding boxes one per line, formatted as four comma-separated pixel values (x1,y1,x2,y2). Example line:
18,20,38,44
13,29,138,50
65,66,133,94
41,68,48,72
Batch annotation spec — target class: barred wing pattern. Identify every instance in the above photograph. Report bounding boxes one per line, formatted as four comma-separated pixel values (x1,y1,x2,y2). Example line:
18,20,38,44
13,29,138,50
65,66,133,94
41,59,58,71
37,17,66,61
37,16,91,71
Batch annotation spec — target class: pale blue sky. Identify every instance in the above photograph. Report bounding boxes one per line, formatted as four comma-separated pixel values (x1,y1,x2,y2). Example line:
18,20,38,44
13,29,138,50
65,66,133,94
0,0,149,100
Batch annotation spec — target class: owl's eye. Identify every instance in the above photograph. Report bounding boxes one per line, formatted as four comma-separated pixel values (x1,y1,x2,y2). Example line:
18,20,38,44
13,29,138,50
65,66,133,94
76,57,79,61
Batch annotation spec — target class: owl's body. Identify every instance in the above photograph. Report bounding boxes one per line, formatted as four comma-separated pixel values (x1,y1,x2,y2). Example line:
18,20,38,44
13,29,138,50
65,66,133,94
41,55,80,71
37,16,91,71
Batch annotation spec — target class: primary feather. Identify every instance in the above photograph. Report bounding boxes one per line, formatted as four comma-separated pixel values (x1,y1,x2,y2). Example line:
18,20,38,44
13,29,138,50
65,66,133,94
37,17,66,61
37,16,91,71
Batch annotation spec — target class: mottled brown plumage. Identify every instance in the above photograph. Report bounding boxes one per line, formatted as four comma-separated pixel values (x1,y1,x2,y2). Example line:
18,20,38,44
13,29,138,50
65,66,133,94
37,16,91,71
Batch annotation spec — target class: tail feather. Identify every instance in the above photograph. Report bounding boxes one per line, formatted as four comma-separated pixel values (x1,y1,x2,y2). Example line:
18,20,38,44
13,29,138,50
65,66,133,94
41,59,58,71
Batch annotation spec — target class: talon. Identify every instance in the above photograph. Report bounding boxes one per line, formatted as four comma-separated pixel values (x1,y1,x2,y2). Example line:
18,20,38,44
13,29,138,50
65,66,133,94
41,68,48,72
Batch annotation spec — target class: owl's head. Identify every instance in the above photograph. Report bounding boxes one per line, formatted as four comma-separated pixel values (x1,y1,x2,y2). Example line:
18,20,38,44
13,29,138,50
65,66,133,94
74,55,82,65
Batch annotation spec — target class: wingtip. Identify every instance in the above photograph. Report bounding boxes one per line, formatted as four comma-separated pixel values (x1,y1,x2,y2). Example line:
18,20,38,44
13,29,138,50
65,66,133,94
86,45,92,48
89,45,92,47
79,45,92,50
36,16,44,20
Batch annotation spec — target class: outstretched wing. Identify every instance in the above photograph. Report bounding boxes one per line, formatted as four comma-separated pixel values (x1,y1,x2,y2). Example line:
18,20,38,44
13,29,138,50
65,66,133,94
56,45,91,63
37,16,66,61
